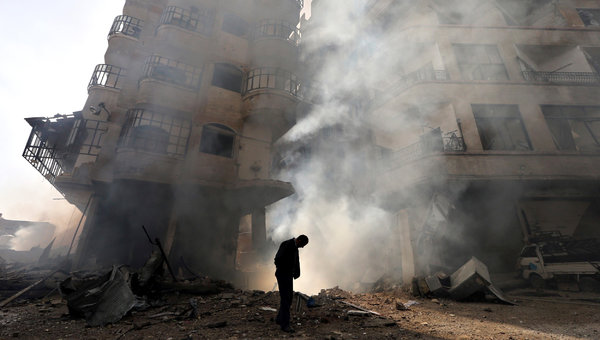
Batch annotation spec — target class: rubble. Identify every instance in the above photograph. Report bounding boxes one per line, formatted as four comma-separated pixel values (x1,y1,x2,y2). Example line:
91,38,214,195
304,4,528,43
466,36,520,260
412,257,516,305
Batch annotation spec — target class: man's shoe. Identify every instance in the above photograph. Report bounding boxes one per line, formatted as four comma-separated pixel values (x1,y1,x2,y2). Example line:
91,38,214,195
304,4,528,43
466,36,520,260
281,325,295,333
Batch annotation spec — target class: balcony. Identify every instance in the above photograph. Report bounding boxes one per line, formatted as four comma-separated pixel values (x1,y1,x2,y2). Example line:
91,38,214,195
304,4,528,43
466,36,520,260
295,0,304,8
388,128,466,168
375,67,449,108
23,113,108,184
108,15,143,39
253,20,301,45
158,6,214,36
243,67,302,98
521,70,600,85
118,109,191,158
88,64,126,92
141,55,202,90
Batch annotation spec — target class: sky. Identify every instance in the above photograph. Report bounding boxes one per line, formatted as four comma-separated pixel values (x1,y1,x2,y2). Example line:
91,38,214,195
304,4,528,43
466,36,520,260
0,1,126,247
0,1,311,249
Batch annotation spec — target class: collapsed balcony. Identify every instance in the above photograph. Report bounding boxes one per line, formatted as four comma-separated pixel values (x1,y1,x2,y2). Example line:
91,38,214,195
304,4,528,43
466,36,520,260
23,113,108,184
516,45,600,85
387,128,466,167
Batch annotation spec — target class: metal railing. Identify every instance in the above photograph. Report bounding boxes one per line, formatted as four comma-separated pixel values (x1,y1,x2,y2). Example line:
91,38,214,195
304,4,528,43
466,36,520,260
23,113,108,184
88,64,126,91
253,20,301,45
141,55,202,90
158,6,214,35
119,109,191,158
108,15,143,39
388,128,466,168
521,70,600,84
295,0,304,8
243,67,302,98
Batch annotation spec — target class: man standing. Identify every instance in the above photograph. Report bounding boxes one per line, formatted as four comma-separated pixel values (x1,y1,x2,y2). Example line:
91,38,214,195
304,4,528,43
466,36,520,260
274,234,309,333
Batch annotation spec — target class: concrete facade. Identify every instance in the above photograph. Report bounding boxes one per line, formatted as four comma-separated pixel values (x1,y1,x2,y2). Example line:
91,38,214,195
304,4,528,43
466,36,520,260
23,0,305,282
366,0,600,280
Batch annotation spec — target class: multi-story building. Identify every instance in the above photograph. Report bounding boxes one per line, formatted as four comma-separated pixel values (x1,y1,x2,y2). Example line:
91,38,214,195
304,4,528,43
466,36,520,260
23,0,305,281
366,0,600,281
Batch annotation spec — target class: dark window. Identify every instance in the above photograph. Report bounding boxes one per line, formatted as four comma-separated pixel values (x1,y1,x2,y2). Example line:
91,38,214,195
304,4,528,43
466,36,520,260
472,104,532,151
222,13,248,37
142,55,202,90
200,124,235,158
542,106,600,152
454,44,509,81
577,8,600,27
212,63,242,93
119,109,191,157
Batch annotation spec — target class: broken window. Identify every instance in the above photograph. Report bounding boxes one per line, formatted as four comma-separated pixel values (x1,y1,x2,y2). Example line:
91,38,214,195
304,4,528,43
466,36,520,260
200,123,236,158
472,104,532,150
454,44,509,81
577,8,600,27
222,13,248,37
120,109,191,157
212,63,242,93
541,106,600,152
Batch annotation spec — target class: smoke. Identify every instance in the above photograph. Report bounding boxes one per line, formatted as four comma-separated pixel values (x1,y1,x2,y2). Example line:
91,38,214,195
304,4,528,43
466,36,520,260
267,0,564,293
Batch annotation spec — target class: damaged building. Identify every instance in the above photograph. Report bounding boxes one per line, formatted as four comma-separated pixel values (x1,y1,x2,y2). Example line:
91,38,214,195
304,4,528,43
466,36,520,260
22,0,305,283
365,0,600,281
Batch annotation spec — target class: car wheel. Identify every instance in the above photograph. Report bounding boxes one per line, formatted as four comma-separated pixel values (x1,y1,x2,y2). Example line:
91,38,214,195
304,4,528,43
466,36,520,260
529,274,545,290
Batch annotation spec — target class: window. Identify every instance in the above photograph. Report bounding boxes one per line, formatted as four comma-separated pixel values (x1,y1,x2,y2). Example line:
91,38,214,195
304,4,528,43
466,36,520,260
577,9,600,27
212,64,242,93
200,124,236,158
159,6,215,35
472,104,532,150
542,106,600,152
142,55,202,90
222,13,248,37
120,109,191,157
454,44,509,81
521,246,538,258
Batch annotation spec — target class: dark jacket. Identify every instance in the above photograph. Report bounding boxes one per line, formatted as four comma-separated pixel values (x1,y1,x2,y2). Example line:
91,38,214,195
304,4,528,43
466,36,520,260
274,238,300,279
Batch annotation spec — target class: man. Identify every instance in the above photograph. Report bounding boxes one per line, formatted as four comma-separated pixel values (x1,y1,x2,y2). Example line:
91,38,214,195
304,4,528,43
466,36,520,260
274,234,309,333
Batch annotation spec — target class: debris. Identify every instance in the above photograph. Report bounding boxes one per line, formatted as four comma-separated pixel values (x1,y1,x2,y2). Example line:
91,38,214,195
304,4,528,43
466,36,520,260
206,321,227,328
0,270,58,308
59,266,136,326
141,226,177,282
404,300,419,307
260,306,277,312
395,299,408,310
339,300,381,316
348,310,370,316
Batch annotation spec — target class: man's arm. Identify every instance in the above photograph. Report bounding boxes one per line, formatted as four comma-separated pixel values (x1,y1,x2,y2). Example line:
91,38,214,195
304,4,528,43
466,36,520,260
293,250,300,279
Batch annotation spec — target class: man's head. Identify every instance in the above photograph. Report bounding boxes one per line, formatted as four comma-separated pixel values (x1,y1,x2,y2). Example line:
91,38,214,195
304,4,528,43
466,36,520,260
295,235,309,248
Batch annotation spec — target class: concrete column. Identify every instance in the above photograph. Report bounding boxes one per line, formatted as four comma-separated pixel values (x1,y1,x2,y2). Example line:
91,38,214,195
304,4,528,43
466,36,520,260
397,210,416,284
72,195,100,269
163,208,178,257
251,208,266,251
453,99,484,152
498,41,523,82
519,103,557,152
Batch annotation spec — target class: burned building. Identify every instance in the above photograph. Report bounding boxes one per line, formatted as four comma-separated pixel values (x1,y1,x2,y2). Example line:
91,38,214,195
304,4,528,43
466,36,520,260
22,0,305,282
365,0,600,280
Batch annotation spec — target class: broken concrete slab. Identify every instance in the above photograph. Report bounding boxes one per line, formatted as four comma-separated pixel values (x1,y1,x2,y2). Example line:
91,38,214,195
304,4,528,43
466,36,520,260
59,266,136,326
448,257,491,300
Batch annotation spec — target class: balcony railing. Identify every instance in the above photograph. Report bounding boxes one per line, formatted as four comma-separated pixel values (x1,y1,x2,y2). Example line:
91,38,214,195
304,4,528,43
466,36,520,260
295,0,304,8
158,6,214,36
88,64,126,91
243,67,302,98
141,55,202,90
108,15,143,39
388,128,466,168
23,113,108,184
521,70,600,85
119,109,191,158
253,20,301,45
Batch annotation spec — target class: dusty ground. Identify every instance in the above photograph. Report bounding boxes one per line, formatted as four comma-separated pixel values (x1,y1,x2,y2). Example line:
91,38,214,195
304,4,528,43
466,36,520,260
1,285,599,340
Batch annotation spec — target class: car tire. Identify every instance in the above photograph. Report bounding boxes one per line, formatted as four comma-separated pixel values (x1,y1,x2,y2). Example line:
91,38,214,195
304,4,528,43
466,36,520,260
529,274,545,290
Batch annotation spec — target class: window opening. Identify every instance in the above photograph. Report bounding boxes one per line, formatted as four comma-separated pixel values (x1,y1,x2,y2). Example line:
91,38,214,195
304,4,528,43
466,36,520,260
200,123,236,158
472,104,532,150
222,13,248,37
577,8,600,27
212,64,242,93
454,44,509,81
542,106,600,152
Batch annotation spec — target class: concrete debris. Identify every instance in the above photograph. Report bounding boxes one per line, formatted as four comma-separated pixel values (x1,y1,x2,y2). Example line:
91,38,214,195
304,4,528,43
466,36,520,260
260,306,277,312
413,257,516,305
59,266,136,326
